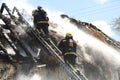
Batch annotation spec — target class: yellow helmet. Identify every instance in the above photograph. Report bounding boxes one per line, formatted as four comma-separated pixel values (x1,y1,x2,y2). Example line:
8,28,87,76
66,32,72,37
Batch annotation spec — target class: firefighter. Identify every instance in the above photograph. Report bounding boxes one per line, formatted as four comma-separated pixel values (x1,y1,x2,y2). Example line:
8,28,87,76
58,32,80,75
58,32,77,66
32,6,50,39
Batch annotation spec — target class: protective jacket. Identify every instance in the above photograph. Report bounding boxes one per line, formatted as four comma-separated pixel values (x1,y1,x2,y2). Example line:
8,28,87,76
32,9,49,36
33,9,49,25
58,36,77,56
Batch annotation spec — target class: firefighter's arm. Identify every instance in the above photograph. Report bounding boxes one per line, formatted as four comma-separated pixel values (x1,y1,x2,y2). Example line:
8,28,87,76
57,40,64,59
58,40,63,51
46,17,49,21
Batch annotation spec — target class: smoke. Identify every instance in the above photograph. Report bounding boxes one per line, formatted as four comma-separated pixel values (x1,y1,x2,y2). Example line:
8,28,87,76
1,0,34,16
82,34,120,69
1,0,120,79
49,13,120,70
6,47,16,55
16,73,41,80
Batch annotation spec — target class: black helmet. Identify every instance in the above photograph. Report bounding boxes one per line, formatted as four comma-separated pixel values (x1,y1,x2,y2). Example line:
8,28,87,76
37,6,42,10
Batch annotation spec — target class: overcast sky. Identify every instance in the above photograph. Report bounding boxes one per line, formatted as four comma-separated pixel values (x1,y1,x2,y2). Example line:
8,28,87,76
0,0,120,41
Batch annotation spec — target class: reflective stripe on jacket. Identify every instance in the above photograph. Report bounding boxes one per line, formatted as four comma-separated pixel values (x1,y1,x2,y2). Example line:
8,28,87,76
64,52,76,56
37,21,48,24
66,60,79,73
58,38,77,55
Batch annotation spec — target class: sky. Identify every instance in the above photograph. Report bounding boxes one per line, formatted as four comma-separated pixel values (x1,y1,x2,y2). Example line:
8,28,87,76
0,0,120,41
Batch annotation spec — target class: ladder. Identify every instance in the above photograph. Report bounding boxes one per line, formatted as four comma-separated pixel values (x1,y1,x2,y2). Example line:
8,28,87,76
10,6,88,80
29,27,89,80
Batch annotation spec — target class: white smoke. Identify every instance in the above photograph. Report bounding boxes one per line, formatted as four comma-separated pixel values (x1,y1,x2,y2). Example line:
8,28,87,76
48,13,120,69
16,74,41,80
83,34,120,69
1,0,120,79
6,47,16,55
1,0,34,16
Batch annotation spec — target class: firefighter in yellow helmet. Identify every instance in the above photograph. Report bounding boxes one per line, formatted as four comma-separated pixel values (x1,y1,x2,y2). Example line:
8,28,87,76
58,32,80,75
58,32,77,66
32,6,49,39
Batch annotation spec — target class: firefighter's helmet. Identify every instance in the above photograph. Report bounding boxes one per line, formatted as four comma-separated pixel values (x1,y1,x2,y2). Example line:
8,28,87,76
66,32,72,37
37,6,42,10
